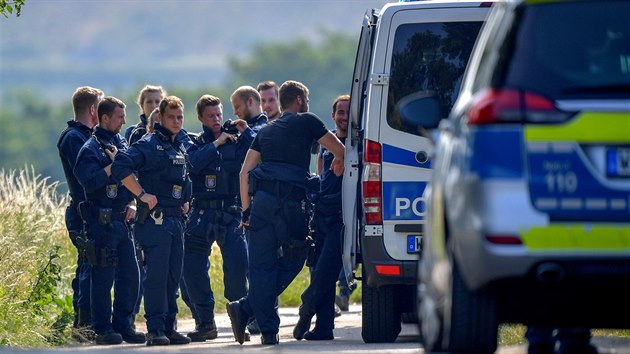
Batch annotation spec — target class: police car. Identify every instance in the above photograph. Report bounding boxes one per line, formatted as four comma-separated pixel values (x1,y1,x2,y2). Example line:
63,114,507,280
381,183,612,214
418,0,630,353
341,0,497,343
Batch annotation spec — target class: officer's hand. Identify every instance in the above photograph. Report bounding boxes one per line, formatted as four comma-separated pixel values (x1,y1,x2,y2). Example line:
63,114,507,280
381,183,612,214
125,204,137,221
104,145,118,161
331,156,345,176
232,119,248,133
141,193,157,210
214,132,236,147
182,202,190,214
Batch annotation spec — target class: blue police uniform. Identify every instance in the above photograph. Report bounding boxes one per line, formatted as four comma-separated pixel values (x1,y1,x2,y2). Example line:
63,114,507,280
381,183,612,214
230,112,327,342
111,122,192,337
74,127,140,339
57,120,93,327
294,136,346,340
182,124,255,337
246,113,268,133
124,114,146,144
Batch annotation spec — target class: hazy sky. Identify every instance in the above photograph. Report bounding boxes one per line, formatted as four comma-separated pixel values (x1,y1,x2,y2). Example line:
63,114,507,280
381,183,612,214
1,0,391,99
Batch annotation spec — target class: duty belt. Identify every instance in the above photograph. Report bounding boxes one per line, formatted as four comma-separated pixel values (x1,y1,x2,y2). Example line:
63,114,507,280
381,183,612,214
257,180,306,201
90,207,127,224
152,207,183,217
192,198,237,210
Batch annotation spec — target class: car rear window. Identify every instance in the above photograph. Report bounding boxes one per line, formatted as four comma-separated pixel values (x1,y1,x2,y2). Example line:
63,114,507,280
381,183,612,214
502,0,630,100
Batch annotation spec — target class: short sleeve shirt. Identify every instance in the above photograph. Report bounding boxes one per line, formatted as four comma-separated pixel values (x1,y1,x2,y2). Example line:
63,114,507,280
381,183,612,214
251,112,328,172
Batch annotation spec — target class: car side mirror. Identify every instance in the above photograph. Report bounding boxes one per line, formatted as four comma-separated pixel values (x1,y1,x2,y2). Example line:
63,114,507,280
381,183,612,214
397,91,442,130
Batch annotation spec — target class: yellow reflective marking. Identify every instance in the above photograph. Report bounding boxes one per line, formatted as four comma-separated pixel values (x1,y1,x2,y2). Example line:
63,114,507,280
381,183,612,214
525,112,630,143
521,225,630,251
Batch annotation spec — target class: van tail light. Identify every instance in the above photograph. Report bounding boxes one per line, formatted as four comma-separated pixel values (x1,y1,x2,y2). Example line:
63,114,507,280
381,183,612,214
363,139,382,225
467,88,574,125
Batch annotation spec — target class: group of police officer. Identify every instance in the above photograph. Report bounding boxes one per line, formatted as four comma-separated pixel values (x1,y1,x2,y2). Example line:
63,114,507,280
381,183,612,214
57,80,348,346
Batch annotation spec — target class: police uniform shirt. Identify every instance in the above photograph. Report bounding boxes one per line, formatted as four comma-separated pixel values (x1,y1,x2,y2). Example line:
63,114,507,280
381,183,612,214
57,120,93,205
251,112,328,172
111,122,192,208
319,134,346,198
74,126,133,209
124,113,147,143
246,113,268,134
187,125,255,199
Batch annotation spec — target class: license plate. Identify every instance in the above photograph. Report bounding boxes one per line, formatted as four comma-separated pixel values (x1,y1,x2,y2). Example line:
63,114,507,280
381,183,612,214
606,147,630,177
407,235,422,253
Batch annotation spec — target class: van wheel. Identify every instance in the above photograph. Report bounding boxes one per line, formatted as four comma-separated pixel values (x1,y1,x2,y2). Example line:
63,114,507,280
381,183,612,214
362,284,401,343
445,261,498,354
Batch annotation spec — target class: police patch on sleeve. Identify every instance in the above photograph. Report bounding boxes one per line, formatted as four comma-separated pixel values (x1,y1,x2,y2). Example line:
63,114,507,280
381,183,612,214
106,184,118,198
205,175,217,189
172,185,183,199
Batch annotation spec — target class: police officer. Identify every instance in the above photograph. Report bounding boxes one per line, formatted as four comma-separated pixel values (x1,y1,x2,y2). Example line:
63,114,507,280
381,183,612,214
182,95,254,342
293,94,350,341
257,80,281,122
229,84,268,336
74,96,145,345
226,80,345,345
57,86,104,339
230,85,268,133
111,96,192,346
124,85,166,144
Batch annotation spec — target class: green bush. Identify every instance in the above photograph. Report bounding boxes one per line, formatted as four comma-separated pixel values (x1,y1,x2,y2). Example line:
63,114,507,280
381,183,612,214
0,167,74,347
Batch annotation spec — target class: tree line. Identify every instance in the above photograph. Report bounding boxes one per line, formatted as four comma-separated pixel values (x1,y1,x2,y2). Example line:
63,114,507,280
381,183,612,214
0,32,358,191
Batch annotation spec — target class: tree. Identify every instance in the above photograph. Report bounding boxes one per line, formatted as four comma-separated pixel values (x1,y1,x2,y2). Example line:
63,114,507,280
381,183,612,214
0,0,25,18
226,29,358,126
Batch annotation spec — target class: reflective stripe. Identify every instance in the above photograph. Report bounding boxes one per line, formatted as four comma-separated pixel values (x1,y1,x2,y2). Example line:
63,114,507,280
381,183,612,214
525,112,630,143
521,225,630,251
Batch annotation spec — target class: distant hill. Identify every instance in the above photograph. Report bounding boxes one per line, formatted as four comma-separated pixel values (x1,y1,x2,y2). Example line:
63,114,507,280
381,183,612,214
0,0,390,101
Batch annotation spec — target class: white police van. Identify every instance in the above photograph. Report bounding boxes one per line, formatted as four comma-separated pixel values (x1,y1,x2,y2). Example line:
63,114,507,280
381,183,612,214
342,0,496,343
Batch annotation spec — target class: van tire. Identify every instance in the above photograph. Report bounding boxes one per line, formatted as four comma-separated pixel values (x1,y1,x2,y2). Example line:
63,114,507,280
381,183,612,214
361,283,401,343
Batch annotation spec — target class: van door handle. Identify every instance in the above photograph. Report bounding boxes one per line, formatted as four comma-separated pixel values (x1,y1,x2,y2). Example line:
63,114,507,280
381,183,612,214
415,151,429,164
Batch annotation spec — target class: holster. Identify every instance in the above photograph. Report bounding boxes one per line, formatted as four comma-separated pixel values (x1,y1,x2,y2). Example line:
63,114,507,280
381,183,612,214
281,237,313,260
85,240,118,267
213,211,235,247
72,230,90,262
77,201,90,222
136,202,150,224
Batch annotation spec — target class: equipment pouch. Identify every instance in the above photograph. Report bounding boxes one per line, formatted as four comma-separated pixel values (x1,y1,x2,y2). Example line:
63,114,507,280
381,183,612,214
98,208,112,225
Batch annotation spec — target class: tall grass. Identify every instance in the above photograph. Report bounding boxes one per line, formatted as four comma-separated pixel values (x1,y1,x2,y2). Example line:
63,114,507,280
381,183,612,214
0,167,74,347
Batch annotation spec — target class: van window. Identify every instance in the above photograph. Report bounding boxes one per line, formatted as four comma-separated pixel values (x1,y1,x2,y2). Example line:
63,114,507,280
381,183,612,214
387,22,483,136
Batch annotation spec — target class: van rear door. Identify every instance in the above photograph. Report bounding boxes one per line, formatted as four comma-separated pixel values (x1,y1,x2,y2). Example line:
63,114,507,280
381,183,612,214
342,8,377,283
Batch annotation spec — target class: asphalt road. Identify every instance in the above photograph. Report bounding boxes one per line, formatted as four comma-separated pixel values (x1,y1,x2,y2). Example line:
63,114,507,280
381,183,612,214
37,305,630,354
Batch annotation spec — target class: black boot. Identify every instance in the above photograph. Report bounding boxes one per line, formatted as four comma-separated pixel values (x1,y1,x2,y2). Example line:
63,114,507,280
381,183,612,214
165,330,191,345
95,329,123,345
293,316,311,340
187,321,218,342
146,330,169,346
304,328,334,341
